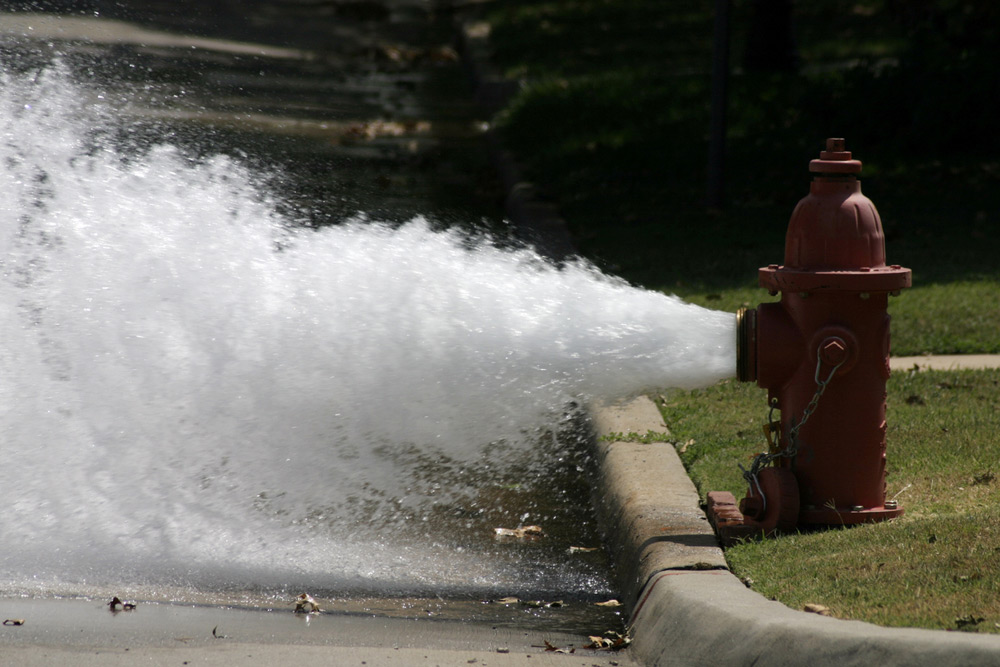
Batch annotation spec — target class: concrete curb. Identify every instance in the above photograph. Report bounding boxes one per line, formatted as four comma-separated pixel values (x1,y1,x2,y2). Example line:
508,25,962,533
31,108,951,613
589,398,726,611
589,393,1000,666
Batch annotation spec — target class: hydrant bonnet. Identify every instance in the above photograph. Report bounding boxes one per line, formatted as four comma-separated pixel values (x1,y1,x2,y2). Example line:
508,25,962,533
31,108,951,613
760,138,910,293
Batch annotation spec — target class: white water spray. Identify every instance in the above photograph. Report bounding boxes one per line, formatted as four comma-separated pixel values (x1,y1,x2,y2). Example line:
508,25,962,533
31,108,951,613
0,65,734,596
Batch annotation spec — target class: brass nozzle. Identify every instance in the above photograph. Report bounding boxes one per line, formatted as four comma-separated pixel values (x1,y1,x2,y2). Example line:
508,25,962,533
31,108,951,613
736,307,757,383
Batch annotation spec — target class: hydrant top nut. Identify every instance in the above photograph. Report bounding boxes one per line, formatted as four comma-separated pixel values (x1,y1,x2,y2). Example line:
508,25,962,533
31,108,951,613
810,137,862,174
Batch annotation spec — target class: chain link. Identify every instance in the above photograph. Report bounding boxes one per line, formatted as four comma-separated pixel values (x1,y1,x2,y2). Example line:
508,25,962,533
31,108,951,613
788,351,844,451
739,349,844,510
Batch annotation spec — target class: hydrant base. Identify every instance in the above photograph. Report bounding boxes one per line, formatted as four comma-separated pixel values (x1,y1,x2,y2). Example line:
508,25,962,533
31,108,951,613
706,468,800,547
799,506,904,525
706,491,769,546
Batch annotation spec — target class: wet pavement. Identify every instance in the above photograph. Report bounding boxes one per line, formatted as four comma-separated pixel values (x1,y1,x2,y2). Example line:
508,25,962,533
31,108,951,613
0,597,636,666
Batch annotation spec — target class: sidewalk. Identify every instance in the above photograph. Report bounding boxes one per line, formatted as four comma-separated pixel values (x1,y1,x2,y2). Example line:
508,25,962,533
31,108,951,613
891,354,1000,371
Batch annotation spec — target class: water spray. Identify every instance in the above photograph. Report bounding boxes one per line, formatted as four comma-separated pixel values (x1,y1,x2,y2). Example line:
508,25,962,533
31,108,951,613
0,65,735,594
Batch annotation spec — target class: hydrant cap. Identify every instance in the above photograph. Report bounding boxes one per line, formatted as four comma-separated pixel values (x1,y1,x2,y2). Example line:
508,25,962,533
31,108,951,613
761,137,911,288
809,138,862,174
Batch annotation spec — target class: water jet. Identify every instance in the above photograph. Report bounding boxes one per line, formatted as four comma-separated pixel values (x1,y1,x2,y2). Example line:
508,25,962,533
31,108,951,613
0,63,735,598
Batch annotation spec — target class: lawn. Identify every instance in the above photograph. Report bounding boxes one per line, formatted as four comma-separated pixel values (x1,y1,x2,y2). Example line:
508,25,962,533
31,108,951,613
658,369,1000,632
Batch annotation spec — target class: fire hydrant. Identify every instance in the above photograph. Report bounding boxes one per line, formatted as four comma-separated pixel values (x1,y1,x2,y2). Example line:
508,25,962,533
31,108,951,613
707,138,911,545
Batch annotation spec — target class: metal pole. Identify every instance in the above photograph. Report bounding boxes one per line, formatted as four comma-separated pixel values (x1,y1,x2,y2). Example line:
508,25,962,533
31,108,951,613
707,0,731,209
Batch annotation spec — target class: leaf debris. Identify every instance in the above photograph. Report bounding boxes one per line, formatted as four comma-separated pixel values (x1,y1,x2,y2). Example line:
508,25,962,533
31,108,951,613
539,640,574,654
494,525,544,539
803,603,832,616
108,597,137,611
594,599,622,607
568,546,599,554
293,593,322,614
584,630,631,650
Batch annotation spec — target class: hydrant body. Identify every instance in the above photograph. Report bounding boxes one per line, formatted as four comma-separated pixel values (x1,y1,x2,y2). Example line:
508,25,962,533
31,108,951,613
710,139,910,542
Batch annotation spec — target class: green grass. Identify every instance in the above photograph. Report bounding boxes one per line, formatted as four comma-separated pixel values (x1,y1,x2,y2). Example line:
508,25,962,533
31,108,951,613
598,430,673,444
658,369,1000,632
725,514,1000,632
478,0,1000,632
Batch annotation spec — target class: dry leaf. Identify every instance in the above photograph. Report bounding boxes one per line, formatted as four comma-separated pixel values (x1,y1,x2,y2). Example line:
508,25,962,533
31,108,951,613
584,631,631,650
568,546,599,554
496,596,520,605
494,525,544,539
803,603,831,616
541,640,574,654
2,619,25,626
594,599,621,607
293,593,321,614
108,596,136,611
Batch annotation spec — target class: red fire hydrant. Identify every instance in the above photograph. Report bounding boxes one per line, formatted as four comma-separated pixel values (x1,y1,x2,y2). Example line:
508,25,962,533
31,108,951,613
707,138,911,544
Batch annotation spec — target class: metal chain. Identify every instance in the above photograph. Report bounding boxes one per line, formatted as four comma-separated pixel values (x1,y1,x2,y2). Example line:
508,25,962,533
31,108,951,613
788,352,845,452
739,350,844,510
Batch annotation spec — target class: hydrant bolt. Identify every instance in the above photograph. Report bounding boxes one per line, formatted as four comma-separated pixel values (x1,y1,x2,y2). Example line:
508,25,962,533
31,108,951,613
820,337,848,367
